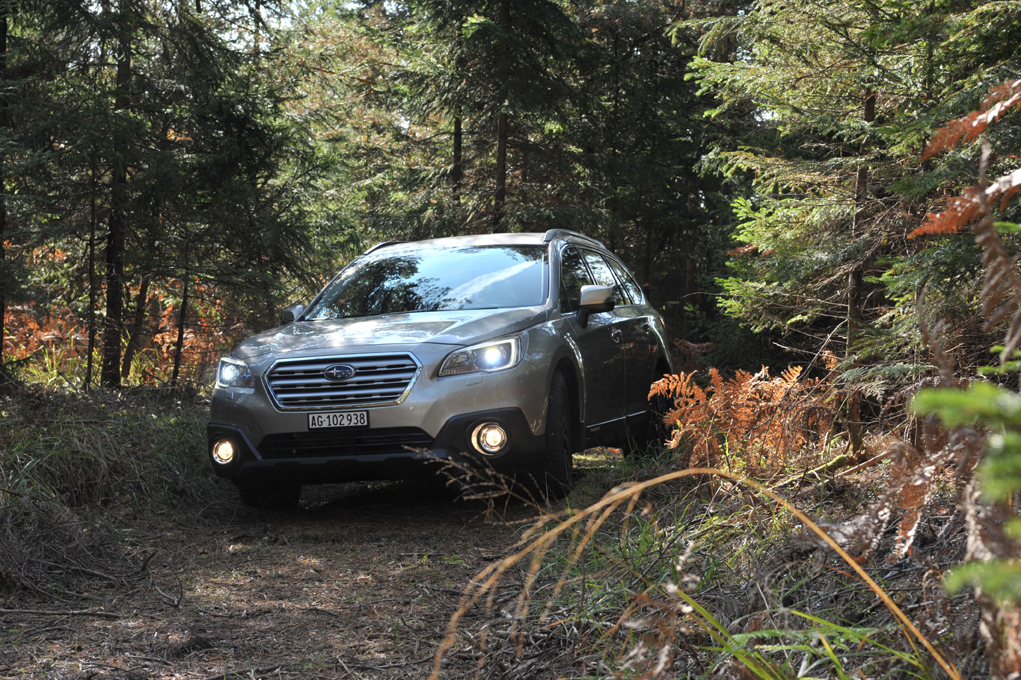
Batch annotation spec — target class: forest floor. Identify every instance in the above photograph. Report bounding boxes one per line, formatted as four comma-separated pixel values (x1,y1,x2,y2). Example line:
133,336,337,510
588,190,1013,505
0,459,616,680
0,382,988,679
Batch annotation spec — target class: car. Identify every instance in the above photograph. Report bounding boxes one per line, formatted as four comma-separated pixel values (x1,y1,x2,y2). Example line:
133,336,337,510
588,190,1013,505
207,230,673,509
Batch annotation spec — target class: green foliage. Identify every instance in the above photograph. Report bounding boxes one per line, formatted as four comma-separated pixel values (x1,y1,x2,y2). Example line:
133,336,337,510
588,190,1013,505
279,0,763,366
913,380,1021,604
690,0,1021,375
946,560,1021,605
1,0,350,382
913,381,1021,430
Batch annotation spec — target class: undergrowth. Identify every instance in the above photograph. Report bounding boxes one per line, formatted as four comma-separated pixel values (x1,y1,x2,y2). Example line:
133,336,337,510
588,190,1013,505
0,378,218,600
435,449,981,679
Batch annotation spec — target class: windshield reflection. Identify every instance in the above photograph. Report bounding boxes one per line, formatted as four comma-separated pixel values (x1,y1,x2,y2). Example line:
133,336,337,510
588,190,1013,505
305,245,548,319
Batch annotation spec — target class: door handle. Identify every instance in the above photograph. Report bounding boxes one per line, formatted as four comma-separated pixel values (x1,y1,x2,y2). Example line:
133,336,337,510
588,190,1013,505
611,328,622,343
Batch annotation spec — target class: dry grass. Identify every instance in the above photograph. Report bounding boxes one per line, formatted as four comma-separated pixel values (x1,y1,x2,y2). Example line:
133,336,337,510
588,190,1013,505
0,379,212,601
427,449,985,679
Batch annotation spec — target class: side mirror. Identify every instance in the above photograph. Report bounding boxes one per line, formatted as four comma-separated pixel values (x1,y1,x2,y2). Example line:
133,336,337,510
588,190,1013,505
280,304,305,324
577,285,616,328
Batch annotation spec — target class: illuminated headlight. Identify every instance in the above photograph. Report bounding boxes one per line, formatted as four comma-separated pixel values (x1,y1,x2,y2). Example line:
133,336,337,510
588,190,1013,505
216,357,254,389
211,440,235,465
439,337,521,377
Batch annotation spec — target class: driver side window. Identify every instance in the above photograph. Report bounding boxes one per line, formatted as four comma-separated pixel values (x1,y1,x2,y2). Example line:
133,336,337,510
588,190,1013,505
560,246,593,313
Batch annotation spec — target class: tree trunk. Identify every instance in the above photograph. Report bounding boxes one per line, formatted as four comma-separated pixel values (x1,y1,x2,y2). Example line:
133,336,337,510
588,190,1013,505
493,0,510,230
846,89,875,459
171,273,189,387
100,8,131,387
86,160,98,389
453,114,462,201
121,275,149,381
643,225,653,284
680,257,696,338
0,0,8,367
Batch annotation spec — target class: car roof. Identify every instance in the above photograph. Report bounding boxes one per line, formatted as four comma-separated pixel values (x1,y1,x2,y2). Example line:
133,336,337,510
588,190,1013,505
364,230,606,255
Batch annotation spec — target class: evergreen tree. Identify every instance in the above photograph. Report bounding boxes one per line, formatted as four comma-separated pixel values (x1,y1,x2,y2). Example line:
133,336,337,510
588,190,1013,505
691,0,1021,452
2,0,340,385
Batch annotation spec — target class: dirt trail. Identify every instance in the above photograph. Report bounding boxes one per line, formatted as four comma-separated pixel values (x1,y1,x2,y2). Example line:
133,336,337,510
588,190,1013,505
0,479,543,680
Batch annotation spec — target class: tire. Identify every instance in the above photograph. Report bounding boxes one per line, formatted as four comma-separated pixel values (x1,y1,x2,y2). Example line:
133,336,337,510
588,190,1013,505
236,479,301,512
529,370,574,501
626,373,672,458
644,391,672,453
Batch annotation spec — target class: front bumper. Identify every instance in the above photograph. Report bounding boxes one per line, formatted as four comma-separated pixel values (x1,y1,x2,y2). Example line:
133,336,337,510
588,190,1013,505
206,339,556,485
207,407,545,484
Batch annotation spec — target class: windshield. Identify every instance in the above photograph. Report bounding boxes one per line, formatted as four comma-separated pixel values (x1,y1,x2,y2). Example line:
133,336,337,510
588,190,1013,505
304,244,549,319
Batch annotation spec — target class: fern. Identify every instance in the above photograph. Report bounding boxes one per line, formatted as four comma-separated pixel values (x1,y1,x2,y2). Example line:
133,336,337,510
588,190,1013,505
909,168,1021,239
650,365,835,474
922,79,1021,162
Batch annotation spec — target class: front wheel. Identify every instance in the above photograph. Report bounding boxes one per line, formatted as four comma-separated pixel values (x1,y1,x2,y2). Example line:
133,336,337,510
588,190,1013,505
528,371,574,501
236,479,301,512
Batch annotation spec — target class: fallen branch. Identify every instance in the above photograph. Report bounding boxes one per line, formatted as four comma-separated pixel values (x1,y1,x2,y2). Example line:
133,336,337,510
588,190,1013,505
807,453,851,479
197,664,281,680
337,657,362,680
0,608,119,619
770,445,893,492
835,448,896,478
154,582,180,606
349,655,433,670
30,558,121,583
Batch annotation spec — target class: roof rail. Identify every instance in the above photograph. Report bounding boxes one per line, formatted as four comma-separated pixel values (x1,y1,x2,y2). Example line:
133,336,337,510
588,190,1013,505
542,229,606,249
363,240,406,255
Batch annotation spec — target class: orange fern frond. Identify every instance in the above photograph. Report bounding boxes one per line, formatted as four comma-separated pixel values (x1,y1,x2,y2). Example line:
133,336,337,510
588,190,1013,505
822,350,839,371
780,365,803,386
727,244,758,257
910,168,1021,238
655,362,837,473
922,78,1021,161
1000,183,1021,211
909,190,983,238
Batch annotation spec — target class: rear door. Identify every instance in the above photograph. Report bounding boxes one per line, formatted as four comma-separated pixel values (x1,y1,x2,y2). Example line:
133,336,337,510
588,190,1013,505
578,249,652,418
560,246,626,428
605,255,662,416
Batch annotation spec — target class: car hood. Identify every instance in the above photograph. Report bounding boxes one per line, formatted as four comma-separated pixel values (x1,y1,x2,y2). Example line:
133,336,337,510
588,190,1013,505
232,307,549,360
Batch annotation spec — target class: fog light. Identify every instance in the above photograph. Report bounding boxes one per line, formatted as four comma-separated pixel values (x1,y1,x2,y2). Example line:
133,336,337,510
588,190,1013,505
212,440,235,465
473,423,508,455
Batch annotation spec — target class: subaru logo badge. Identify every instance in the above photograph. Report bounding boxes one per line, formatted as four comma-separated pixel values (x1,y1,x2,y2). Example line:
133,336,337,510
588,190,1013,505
323,364,356,382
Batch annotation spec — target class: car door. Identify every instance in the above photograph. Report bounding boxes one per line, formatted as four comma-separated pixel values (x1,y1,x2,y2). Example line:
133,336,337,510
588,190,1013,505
605,255,662,416
579,249,652,418
559,246,626,428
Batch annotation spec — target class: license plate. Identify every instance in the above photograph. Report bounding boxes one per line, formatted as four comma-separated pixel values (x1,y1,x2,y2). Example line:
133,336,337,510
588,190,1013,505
308,411,369,429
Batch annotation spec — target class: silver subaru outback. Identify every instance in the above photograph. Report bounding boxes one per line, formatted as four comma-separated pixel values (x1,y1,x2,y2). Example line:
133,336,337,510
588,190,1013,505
207,230,672,509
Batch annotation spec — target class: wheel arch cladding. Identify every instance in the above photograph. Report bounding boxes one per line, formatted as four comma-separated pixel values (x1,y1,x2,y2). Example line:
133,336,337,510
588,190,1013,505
552,356,583,452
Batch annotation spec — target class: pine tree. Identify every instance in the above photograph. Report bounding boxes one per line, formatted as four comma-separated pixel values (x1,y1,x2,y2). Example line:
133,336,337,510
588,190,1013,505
3,0,340,385
692,0,1021,451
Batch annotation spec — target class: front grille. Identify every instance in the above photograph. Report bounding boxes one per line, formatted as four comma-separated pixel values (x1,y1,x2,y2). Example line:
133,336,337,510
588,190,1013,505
264,353,420,410
257,428,434,459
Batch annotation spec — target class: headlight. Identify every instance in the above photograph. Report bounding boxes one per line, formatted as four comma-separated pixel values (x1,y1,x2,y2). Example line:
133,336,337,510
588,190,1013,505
216,357,254,389
439,337,521,377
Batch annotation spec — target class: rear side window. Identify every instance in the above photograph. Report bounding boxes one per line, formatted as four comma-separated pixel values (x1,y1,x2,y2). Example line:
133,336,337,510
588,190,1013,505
560,247,593,313
606,257,643,304
581,249,630,304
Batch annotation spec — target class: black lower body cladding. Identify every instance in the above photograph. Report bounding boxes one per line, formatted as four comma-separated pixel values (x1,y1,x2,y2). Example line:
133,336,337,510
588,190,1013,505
206,407,545,486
